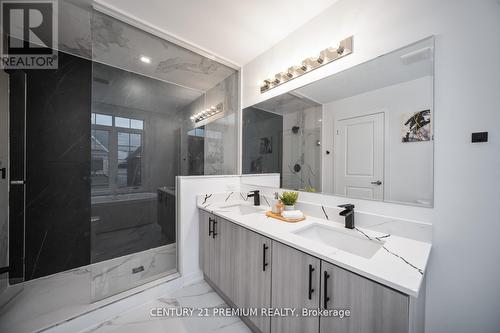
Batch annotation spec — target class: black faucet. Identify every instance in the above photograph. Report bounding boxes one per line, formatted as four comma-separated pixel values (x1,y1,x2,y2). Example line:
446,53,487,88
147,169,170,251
338,204,355,229
247,190,260,206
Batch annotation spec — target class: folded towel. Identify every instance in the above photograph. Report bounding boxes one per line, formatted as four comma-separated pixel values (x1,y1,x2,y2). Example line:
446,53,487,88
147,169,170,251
281,210,304,219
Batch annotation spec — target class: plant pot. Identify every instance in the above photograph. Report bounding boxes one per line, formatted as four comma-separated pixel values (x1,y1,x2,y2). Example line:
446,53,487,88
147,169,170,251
284,205,296,211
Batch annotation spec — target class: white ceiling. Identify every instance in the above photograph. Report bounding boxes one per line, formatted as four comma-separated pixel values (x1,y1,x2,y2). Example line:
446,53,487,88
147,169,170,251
94,0,340,66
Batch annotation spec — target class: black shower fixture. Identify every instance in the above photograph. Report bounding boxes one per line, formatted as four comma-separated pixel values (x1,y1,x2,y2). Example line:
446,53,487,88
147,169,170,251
292,126,300,134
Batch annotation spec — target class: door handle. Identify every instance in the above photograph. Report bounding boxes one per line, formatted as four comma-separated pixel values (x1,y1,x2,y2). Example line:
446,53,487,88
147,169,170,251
1,168,5,179
262,244,269,271
371,180,382,185
0,266,11,275
323,271,330,309
308,264,315,300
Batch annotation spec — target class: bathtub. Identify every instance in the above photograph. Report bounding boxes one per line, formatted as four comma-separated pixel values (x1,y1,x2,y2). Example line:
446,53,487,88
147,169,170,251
91,192,157,205
91,192,158,234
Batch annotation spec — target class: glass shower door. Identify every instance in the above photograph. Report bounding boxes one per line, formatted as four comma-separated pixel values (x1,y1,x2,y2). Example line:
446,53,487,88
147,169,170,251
90,62,181,301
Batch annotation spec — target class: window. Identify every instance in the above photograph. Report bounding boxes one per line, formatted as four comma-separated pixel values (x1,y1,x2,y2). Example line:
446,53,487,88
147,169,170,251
117,132,142,187
91,113,144,191
91,129,110,188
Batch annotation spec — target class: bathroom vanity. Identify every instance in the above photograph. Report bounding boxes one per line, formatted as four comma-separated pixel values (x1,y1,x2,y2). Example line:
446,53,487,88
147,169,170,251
197,192,431,333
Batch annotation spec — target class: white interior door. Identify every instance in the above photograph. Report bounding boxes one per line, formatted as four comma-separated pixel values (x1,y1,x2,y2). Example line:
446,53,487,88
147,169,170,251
334,113,384,200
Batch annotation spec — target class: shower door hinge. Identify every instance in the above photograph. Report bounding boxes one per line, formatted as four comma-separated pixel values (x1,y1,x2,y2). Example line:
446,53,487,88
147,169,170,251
1,168,5,179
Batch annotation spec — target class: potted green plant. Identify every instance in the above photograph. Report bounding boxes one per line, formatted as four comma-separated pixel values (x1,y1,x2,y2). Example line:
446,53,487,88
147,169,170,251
279,191,299,211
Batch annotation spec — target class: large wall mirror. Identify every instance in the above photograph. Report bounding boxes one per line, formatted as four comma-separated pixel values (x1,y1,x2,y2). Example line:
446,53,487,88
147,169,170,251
243,37,434,207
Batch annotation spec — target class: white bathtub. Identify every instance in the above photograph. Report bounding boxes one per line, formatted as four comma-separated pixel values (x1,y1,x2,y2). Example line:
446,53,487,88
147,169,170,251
91,192,158,234
91,192,157,205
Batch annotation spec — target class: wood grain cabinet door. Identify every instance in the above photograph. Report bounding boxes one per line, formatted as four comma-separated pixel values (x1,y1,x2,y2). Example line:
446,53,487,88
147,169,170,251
320,261,409,333
213,217,237,301
233,226,272,333
199,210,212,278
271,241,321,333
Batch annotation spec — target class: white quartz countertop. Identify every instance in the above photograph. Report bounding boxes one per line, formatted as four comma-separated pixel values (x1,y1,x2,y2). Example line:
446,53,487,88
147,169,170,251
198,200,431,297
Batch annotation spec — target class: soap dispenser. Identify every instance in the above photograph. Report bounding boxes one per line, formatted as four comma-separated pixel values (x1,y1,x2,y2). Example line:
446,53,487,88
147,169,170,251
272,192,282,214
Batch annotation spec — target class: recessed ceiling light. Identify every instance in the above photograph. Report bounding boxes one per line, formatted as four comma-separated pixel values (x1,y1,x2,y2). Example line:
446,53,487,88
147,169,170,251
140,56,151,64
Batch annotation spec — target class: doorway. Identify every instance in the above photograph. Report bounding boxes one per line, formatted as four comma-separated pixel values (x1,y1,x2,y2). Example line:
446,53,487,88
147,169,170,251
334,112,384,200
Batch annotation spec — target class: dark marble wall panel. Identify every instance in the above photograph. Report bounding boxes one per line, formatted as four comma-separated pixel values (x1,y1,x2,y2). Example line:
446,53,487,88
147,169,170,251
8,71,27,284
242,107,283,179
24,52,91,280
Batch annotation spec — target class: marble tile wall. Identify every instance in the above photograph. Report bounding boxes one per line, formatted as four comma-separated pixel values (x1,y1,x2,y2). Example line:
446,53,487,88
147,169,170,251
91,245,177,302
179,72,239,176
91,10,235,92
56,1,236,90
282,106,322,192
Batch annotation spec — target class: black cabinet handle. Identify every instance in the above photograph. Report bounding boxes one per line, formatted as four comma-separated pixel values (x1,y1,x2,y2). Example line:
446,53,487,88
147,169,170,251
323,271,330,309
262,244,269,271
1,168,5,179
308,264,315,300
208,217,213,237
212,219,217,238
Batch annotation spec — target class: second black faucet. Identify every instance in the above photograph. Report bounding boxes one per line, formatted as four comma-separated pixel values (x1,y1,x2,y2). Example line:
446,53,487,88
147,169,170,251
338,204,355,229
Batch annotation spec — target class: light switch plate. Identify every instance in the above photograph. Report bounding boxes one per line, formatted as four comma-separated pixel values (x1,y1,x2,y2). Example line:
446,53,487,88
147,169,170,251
471,132,488,143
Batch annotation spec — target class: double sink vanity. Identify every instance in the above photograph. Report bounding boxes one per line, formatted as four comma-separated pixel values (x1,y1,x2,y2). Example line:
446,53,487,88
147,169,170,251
197,191,431,333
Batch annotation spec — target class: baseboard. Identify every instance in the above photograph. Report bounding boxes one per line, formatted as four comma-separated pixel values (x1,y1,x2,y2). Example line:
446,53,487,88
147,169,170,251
181,269,204,287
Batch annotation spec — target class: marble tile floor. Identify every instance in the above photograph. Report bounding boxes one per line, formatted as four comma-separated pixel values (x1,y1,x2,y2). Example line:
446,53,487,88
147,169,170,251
84,280,252,333
0,246,177,333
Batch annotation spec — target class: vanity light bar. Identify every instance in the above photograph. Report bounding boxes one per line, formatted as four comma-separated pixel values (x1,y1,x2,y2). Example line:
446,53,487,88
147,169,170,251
259,36,353,93
190,103,224,123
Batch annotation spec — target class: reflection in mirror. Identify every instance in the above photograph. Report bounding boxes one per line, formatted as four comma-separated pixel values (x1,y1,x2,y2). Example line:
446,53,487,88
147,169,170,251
243,37,434,207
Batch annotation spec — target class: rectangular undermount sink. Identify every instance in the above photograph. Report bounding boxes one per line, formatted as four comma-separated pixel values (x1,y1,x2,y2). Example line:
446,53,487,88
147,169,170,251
293,223,383,259
217,203,265,215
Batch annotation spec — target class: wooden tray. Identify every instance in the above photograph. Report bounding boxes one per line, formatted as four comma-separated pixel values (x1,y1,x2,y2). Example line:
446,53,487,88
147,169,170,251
266,211,306,223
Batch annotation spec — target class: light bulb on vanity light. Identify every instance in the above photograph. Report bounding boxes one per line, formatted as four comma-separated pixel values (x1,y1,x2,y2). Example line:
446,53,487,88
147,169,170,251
300,61,310,72
140,55,151,64
320,47,339,61
273,74,281,85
